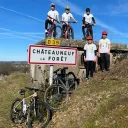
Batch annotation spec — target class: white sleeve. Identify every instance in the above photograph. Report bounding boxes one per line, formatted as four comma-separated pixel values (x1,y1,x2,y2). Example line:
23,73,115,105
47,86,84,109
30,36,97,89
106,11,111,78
70,13,73,18
91,14,94,17
47,11,50,16
56,11,59,16
83,14,85,17
99,40,101,45
107,39,111,44
84,44,87,50
94,44,97,50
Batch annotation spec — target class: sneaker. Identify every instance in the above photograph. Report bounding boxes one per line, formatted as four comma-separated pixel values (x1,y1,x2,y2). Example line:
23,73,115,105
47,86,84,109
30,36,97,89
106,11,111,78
84,78,89,82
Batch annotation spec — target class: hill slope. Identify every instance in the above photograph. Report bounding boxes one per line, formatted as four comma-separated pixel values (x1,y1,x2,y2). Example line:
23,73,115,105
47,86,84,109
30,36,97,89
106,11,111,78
47,60,128,128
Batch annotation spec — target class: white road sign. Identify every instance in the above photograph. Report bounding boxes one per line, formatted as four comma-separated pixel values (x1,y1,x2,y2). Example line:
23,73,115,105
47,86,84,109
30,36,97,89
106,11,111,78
28,45,77,65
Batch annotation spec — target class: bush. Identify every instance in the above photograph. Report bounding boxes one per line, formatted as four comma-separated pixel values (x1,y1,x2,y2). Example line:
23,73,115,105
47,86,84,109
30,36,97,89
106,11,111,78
0,62,30,75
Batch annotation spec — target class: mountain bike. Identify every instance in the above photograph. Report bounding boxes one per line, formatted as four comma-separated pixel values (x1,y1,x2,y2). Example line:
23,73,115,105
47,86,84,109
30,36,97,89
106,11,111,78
82,21,95,40
45,15,61,39
44,67,78,110
10,82,51,128
61,21,76,39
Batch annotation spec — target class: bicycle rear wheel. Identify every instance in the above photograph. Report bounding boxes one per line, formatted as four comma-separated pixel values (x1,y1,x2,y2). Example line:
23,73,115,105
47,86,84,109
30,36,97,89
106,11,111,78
27,100,51,128
67,72,78,91
44,84,69,111
67,27,74,39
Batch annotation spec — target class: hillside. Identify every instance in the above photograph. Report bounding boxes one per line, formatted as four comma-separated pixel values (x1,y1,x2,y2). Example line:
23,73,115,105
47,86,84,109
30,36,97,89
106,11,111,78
47,59,128,128
0,60,127,128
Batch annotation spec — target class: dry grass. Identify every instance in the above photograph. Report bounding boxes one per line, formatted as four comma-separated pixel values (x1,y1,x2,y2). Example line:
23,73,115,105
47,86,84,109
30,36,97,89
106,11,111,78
0,60,128,128
0,72,31,128
47,59,128,128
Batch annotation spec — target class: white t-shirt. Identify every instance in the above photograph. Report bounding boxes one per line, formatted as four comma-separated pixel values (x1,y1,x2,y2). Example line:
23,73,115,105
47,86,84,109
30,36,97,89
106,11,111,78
47,10,59,22
83,13,93,24
84,43,97,61
99,38,111,53
62,13,73,24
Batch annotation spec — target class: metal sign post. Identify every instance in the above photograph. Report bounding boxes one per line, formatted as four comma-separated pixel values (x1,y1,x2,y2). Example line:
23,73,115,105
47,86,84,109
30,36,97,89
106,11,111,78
49,65,53,86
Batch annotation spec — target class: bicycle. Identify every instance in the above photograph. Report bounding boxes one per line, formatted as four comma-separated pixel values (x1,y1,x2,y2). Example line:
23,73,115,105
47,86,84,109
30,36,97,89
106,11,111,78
10,81,51,128
82,21,95,40
45,15,61,39
61,21,76,39
44,67,78,110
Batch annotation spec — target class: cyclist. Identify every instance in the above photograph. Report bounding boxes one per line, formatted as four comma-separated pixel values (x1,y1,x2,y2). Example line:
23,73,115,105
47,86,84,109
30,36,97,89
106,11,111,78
82,8,96,40
61,6,77,37
98,31,111,72
45,3,60,34
84,36,97,81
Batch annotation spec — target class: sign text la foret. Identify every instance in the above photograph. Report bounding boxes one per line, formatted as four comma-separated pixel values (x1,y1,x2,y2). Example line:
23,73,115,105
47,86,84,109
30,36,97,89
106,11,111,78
28,45,77,65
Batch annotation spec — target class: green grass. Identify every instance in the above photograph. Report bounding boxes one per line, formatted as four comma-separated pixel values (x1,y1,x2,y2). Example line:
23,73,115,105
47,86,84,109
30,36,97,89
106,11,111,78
0,72,31,128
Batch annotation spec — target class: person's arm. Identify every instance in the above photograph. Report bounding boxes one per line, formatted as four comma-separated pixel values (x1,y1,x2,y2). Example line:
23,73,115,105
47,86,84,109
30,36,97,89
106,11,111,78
84,50,86,62
108,39,111,55
71,14,77,22
91,14,96,25
98,40,101,57
84,45,87,62
94,45,97,62
56,11,60,23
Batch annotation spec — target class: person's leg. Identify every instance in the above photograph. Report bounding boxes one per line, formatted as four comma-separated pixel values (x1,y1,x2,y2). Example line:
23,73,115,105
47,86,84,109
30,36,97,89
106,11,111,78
105,53,110,71
89,25,93,38
89,61,94,78
86,61,89,79
82,25,86,39
100,53,105,71
45,19,52,32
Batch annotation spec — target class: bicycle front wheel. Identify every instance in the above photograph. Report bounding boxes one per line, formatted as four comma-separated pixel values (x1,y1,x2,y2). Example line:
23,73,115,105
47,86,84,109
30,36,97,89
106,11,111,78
10,98,24,124
53,25,61,38
67,27,74,39
27,100,51,128
44,84,69,110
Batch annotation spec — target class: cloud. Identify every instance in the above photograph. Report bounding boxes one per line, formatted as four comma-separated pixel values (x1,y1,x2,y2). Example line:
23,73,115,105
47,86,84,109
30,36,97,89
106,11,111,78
0,5,44,23
50,0,128,38
112,1,128,14
0,28,39,41
0,28,44,39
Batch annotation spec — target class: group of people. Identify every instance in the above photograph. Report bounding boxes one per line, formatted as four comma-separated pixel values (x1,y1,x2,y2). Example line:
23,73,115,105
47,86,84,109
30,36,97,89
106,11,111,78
84,31,111,81
45,3,96,39
45,3,111,81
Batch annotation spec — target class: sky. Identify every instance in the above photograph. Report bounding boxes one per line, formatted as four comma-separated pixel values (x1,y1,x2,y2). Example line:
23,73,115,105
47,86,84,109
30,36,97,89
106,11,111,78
0,0,128,61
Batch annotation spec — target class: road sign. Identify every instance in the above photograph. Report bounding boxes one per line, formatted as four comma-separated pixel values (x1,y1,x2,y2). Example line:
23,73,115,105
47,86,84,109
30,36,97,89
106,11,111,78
46,39,60,46
28,45,77,65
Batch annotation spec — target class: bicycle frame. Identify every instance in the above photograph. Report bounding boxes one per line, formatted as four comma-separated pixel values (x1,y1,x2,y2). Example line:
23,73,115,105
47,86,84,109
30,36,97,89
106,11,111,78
14,91,37,116
47,20,55,37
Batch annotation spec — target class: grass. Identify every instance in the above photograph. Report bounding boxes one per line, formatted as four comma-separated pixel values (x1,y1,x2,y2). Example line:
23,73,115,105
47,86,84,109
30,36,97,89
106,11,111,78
0,59,128,128
0,72,31,128
47,59,128,128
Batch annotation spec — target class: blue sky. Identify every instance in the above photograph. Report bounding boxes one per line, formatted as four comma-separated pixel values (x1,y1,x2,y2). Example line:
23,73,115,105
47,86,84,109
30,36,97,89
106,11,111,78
0,0,128,61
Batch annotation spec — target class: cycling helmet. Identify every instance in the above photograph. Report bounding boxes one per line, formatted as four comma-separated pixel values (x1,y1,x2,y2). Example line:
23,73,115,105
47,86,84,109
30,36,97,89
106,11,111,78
50,3,55,7
87,35,93,40
102,30,108,35
65,6,70,10
86,8,90,12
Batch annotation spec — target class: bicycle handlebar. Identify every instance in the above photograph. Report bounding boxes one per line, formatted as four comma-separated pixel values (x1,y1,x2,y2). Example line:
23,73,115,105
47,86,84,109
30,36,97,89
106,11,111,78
82,20,95,26
47,15,60,23
53,67,68,74
61,20,76,24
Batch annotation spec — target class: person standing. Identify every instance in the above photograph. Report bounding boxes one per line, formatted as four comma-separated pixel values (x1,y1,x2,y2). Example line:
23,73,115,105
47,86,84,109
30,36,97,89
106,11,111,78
98,31,111,72
84,36,97,81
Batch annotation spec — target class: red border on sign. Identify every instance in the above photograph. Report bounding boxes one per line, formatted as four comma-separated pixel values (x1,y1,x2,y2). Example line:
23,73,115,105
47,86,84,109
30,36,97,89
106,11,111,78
28,45,78,66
